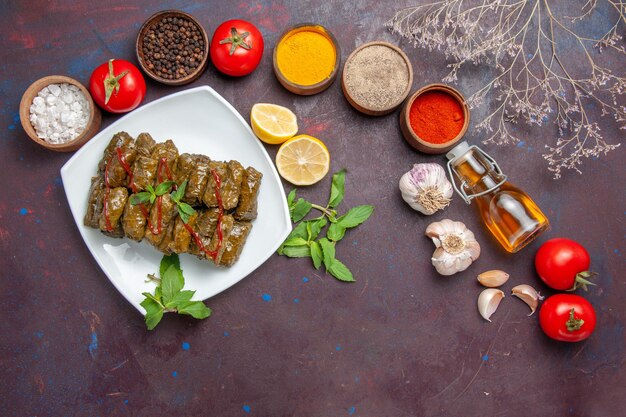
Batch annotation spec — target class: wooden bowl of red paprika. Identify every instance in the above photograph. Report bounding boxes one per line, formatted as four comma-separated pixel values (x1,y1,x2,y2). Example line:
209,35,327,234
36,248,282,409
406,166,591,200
400,84,470,154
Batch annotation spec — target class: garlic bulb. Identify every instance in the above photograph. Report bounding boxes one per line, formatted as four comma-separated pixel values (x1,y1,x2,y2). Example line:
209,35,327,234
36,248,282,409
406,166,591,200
425,219,481,275
399,163,453,215
478,289,504,322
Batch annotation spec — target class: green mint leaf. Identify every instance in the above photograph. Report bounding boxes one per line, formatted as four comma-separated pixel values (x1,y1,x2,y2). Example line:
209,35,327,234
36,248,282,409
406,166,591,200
310,241,323,269
141,297,164,330
149,194,156,204
130,192,153,205
328,169,346,208
177,202,196,224
179,202,195,215
327,223,346,242
281,245,312,258
291,198,312,223
318,238,335,270
278,222,308,254
155,181,175,196
287,189,297,208
178,206,191,224
159,253,181,278
307,218,327,240
328,259,355,282
177,301,212,319
172,180,187,202
165,290,195,309
146,184,155,194
337,205,374,228
161,264,184,305
142,291,164,307
282,237,309,247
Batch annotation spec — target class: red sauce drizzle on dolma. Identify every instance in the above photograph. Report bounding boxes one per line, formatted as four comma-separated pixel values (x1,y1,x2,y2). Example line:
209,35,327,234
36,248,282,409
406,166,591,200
116,147,134,192
102,155,114,232
183,169,224,262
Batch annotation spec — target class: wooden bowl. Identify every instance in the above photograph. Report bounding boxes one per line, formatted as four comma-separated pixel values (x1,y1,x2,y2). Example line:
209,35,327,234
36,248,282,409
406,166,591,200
136,10,209,86
273,23,340,96
19,75,101,152
341,41,413,116
400,83,470,154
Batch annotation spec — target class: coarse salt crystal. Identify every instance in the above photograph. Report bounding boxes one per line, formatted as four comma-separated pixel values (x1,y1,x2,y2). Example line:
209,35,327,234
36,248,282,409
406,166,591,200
28,82,90,144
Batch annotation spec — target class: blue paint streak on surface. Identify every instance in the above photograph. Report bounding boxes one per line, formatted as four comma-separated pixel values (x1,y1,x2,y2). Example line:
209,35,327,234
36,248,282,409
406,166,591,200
223,331,229,337
262,293,272,302
124,399,129,404
182,341,190,350
172,371,178,377
243,404,251,413
34,331,44,339
88,332,98,358
482,354,489,361
293,298,299,303
336,345,342,351
19,208,28,215
348,406,356,415
54,176,63,186
516,141,526,147
8,124,14,130
302,277,309,283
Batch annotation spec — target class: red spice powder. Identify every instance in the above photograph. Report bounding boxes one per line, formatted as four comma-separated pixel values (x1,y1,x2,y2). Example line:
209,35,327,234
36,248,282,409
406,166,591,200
409,90,465,144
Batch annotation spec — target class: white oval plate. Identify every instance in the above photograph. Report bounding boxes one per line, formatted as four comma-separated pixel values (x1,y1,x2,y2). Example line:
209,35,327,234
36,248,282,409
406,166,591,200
61,86,291,313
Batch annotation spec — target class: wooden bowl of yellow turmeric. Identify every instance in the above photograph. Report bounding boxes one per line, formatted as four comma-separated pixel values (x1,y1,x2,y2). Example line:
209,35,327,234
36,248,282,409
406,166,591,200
273,23,341,96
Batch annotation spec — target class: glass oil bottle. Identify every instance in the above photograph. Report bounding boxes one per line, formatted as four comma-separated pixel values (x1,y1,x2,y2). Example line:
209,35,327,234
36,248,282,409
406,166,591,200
446,142,549,253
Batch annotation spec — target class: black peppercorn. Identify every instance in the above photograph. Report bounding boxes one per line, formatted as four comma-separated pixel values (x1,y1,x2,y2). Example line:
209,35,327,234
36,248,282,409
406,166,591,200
141,13,206,82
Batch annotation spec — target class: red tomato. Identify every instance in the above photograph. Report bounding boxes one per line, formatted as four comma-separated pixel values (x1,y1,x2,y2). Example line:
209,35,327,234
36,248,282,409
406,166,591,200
539,294,596,342
210,19,264,76
535,238,596,291
89,59,146,113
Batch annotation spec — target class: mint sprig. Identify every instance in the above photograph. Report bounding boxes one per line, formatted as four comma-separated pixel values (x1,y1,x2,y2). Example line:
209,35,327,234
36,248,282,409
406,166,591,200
130,181,175,205
277,170,373,282
140,254,211,330
170,180,196,224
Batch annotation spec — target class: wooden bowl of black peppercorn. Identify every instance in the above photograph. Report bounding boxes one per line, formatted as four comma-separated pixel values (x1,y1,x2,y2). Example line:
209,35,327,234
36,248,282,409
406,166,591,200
136,10,209,86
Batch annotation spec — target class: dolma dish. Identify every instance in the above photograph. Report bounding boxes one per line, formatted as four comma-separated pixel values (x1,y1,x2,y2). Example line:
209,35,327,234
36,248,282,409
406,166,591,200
84,131,262,267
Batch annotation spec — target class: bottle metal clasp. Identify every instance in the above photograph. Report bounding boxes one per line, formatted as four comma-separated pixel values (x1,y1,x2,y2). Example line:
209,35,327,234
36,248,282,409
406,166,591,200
446,145,508,204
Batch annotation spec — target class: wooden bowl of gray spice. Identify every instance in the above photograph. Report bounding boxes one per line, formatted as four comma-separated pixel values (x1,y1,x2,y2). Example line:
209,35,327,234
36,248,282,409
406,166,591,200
136,10,209,86
342,41,413,116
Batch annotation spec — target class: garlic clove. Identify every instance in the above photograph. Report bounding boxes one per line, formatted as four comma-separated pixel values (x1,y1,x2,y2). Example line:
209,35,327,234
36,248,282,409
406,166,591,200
477,270,510,287
478,289,504,322
511,284,544,316
465,241,481,261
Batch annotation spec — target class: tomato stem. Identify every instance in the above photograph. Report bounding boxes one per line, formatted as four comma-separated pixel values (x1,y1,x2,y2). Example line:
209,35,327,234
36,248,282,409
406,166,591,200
219,27,252,55
567,271,598,292
566,308,585,332
104,59,129,104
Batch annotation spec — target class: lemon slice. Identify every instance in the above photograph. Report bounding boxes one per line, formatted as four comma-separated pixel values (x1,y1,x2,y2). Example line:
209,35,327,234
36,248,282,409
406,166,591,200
250,103,298,145
275,135,330,186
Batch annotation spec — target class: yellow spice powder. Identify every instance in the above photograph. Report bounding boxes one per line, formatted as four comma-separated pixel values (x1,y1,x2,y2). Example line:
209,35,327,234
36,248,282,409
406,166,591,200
276,28,336,86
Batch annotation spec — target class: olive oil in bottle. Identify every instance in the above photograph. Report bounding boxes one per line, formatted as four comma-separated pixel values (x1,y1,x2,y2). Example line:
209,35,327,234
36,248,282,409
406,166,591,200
446,142,549,253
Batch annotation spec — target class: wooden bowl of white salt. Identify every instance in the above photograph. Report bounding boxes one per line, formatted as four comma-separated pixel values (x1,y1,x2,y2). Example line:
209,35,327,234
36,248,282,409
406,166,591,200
20,75,101,152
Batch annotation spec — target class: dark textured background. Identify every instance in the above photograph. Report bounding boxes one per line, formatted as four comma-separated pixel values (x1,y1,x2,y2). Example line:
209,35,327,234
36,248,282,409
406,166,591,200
1,1,624,416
